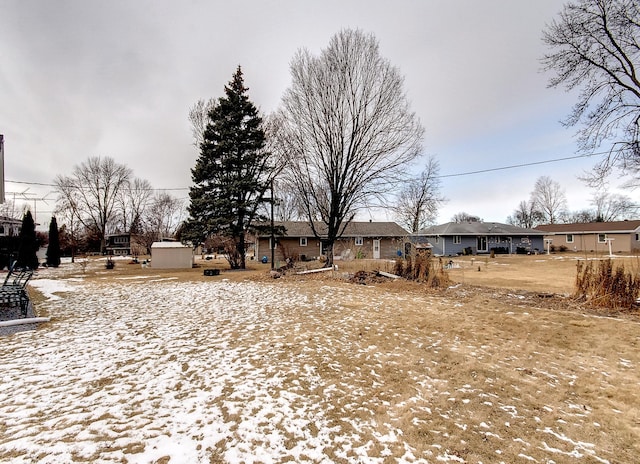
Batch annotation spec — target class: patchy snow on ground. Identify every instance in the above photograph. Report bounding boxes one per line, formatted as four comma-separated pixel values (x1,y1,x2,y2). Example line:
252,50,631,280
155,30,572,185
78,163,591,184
6,278,426,463
0,265,623,463
28,279,82,301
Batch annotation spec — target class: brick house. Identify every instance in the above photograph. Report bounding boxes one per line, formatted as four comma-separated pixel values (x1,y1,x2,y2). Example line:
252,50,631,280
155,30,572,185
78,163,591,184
255,221,408,263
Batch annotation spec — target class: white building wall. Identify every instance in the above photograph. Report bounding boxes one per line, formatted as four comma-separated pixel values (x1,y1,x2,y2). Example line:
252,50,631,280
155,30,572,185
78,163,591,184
151,243,194,269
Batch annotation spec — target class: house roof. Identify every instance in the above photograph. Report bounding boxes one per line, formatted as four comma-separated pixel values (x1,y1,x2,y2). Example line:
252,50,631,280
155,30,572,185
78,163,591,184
414,221,545,236
259,221,408,238
0,216,22,225
535,220,640,234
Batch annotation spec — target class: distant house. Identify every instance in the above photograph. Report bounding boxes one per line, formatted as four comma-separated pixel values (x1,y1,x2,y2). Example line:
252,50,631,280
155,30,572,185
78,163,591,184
411,221,545,256
255,221,408,263
105,233,131,255
0,216,21,237
535,220,640,254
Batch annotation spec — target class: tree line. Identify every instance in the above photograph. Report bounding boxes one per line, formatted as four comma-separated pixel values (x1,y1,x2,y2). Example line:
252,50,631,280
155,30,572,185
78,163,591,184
53,157,185,259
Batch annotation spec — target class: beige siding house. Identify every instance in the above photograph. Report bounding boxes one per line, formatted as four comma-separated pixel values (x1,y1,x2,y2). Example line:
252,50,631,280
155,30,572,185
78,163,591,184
535,220,640,254
255,221,408,263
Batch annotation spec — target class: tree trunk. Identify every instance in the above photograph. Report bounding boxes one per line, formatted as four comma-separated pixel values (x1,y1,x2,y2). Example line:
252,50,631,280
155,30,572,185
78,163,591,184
238,232,246,269
323,241,334,267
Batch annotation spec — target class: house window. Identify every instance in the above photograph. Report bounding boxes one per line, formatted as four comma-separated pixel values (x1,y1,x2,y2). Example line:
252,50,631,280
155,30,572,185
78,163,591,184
566,234,574,243
453,235,461,244
300,237,307,247
269,238,277,249
0,226,4,235
636,234,639,241
355,237,363,246
598,234,606,243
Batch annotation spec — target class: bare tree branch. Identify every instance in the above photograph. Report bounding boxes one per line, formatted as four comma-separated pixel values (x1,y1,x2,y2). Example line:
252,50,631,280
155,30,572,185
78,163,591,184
54,156,132,252
394,156,446,233
278,29,424,264
542,0,640,182
530,176,568,224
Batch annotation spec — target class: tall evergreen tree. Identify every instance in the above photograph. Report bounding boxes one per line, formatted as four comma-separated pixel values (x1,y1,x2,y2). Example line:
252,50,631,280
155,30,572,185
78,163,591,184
183,66,275,269
46,216,61,268
16,210,39,269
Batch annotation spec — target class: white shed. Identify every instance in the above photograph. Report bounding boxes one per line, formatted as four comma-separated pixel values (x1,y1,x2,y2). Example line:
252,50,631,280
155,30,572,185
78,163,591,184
150,242,194,269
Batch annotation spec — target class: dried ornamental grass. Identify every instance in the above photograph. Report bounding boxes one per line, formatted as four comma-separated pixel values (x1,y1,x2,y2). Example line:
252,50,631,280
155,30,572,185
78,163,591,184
574,259,640,310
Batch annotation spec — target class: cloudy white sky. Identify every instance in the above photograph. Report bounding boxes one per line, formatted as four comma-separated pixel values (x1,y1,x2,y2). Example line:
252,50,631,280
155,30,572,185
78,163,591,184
1,0,631,230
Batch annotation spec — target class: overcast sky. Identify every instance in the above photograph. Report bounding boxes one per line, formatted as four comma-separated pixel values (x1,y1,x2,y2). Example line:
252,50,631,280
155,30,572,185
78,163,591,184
1,0,632,230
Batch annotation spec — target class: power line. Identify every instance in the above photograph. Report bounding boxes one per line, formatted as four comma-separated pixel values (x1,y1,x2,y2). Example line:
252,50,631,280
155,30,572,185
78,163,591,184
5,179,188,191
436,152,599,179
5,150,605,189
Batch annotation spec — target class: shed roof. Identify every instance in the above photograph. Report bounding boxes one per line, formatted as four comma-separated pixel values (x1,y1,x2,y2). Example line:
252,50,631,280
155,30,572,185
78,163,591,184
535,220,640,234
151,241,191,249
259,221,408,238
415,222,544,236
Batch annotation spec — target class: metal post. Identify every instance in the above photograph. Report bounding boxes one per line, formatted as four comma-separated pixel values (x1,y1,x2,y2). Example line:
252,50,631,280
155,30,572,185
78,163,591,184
270,179,275,270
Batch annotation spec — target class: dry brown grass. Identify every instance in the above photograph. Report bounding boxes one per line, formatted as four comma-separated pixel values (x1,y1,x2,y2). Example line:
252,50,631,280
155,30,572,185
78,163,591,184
575,258,640,310
22,253,640,462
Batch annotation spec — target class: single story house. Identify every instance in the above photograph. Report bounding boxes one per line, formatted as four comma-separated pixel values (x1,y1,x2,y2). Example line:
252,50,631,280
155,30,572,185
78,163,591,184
255,221,409,263
150,241,194,269
535,220,640,254
412,221,545,256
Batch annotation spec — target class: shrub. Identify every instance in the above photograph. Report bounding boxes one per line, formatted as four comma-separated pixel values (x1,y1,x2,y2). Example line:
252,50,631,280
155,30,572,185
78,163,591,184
394,253,450,288
574,259,640,310
393,258,404,276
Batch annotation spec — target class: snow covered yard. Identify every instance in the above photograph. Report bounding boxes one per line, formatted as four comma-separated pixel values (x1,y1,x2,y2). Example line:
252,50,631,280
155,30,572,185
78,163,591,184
1,262,638,463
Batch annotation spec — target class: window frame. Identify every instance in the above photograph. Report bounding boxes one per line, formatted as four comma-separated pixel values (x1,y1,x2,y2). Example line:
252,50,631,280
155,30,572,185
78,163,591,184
354,237,363,246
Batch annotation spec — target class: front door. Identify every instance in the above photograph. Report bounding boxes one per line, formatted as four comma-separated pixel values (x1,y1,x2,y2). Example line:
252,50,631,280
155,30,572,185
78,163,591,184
477,236,488,253
373,239,381,259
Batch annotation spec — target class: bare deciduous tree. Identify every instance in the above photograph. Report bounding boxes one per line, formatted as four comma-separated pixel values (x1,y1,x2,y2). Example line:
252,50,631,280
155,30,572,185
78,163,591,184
542,0,640,183
0,198,24,220
451,212,481,223
54,156,132,253
591,190,638,220
115,177,153,234
278,29,424,265
566,209,598,223
394,156,445,233
188,98,216,148
134,192,185,254
148,192,185,239
507,200,545,228
258,179,304,222
530,176,568,224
